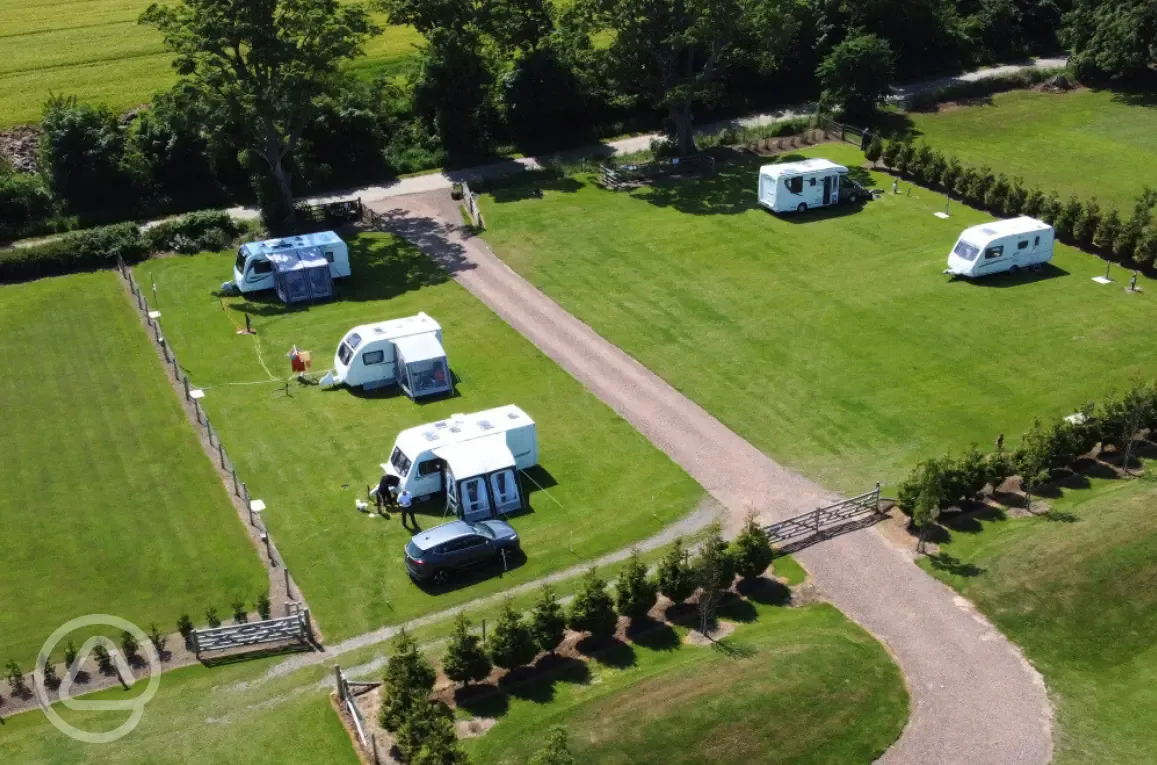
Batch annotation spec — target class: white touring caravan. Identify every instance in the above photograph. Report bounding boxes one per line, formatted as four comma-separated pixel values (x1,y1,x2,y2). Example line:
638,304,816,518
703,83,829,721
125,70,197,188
320,313,453,399
945,217,1055,278
382,405,539,521
227,231,350,297
757,158,865,213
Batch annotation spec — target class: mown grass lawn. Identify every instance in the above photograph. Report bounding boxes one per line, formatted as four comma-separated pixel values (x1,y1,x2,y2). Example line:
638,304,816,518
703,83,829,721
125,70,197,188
466,602,907,765
920,476,1157,764
904,88,1157,212
0,657,358,765
0,0,422,127
134,233,705,643
0,272,267,666
478,143,1157,493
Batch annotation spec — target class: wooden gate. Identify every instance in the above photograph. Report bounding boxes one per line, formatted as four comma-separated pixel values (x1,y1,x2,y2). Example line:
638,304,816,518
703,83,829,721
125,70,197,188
191,610,312,657
764,484,884,552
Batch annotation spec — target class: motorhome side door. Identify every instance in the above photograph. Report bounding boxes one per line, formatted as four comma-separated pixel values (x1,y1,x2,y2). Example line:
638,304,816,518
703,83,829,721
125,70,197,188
822,175,833,206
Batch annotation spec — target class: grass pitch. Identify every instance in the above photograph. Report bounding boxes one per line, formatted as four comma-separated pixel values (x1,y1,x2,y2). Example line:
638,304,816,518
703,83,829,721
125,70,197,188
478,143,1157,493
134,232,705,643
0,272,267,666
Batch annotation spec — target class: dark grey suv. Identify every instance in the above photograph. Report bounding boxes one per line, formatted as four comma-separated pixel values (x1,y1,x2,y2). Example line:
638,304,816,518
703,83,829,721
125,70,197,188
404,519,521,583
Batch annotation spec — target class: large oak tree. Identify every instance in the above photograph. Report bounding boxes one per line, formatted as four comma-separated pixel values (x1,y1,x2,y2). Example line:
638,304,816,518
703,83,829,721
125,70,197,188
141,0,379,227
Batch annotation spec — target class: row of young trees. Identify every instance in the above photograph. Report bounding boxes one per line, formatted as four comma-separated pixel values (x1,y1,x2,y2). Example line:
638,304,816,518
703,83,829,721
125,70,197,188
898,382,1157,549
4,0,1116,240
377,521,774,762
868,137,1157,267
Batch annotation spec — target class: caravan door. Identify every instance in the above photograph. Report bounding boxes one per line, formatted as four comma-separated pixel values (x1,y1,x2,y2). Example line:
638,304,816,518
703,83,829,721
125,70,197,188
822,176,833,206
458,477,492,521
488,469,521,515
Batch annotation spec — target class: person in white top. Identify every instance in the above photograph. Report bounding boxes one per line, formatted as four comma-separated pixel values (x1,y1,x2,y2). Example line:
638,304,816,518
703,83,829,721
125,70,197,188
398,491,416,529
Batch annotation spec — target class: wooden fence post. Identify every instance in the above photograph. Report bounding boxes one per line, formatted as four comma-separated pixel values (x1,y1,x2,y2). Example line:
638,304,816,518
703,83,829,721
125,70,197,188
334,665,344,702
183,377,191,400
284,568,292,598
303,609,313,641
205,418,213,446
193,398,202,424
218,441,226,469
232,467,239,496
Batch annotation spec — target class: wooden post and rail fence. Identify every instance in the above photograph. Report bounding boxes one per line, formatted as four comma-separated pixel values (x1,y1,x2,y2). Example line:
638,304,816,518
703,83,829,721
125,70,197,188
335,665,382,763
190,610,313,657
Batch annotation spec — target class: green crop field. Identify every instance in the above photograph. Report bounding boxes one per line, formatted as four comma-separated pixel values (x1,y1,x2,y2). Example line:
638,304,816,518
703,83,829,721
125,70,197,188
134,232,705,643
0,0,422,128
905,89,1157,213
921,476,1157,764
477,143,1157,493
467,602,907,765
0,272,267,666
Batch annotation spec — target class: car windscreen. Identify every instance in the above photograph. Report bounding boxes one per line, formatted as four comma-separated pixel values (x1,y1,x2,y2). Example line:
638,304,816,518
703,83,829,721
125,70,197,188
405,540,424,558
472,523,495,539
391,447,412,477
953,240,980,262
337,342,353,365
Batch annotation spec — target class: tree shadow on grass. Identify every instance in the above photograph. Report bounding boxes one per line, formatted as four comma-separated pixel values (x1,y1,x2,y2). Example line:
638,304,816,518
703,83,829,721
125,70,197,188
634,159,763,216
454,683,510,718
577,636,636,669
736,576,792,607
717,593,758,623
488,177,585,204
941,505,1007,534
496,655,592,706
1043,510,1080,523
927,553,985,578
626,617,680,652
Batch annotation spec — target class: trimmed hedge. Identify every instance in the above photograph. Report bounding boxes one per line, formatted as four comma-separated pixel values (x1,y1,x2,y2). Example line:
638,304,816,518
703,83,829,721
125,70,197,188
0,211,244,284
904,67,1067,112
0,223,147,284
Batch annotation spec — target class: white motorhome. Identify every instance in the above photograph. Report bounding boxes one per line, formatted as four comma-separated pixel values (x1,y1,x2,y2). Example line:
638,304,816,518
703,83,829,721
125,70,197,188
383,405,538,521
757,159,865,213
227,231,350,295
945,217,1055,278
320,313,453,399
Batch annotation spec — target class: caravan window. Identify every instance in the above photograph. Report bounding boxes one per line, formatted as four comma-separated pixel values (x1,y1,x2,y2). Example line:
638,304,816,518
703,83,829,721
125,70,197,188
390,447,412,477
786,176,803,194
235,249,247,272
1034,236,1040,246
324,251,335,263
417,459,443,477
362,350,385,365
1017,240,1029,250
953,240,980,262
338,343,353,365
251,259,272,275
346,333,363,351
984,246,1004,260
809,177,817,186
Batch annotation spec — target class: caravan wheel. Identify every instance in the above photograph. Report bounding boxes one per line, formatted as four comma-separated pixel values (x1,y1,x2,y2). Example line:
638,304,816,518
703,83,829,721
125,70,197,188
797,203,808,213
1009,265,1021,275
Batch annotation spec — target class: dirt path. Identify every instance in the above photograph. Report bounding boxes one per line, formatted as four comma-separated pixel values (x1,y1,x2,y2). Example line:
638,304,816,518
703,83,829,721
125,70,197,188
367,195,1053,765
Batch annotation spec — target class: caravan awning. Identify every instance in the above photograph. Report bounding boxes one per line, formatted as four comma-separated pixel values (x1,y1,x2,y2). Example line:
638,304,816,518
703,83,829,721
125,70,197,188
394,332,446,363
434,435,515,480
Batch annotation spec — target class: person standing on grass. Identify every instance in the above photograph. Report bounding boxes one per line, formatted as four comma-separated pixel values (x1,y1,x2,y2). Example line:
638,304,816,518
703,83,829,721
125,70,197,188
375,473,399,514
398,490,416,529
860,128,873,153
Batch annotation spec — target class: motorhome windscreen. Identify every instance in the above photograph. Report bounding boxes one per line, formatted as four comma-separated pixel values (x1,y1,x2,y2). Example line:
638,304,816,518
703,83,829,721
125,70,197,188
406,359,451,397
391,447,412,477
953,240,980,262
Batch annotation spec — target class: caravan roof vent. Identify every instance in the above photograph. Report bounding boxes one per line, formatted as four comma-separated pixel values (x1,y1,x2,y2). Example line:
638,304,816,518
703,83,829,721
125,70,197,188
980,227,998,236
478,420,494,431
449,426,463,434
507,411,520,420
434,421,448,429
423,431,440,442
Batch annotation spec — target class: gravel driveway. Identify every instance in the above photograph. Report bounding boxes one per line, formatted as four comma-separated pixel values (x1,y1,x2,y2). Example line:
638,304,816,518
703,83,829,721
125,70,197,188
371,195,1054,765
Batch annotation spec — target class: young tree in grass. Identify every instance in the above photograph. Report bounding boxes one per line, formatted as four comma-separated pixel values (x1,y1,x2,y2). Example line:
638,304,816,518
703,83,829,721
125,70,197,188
880,139,902,170
985,451,1015,497
63,641,78,678
1073,197,1102,250
730,513,773,581
1021,187,1046,218
615,549,658,621
1037,191,1063,226
953,165,977,201
939,157,962,195
443,613,492,687
121,630,140,662
894,142,915,176
488,600,538,670
865,134,884,167
693,525,735,634
1003,178,1027,218
529,584,567,654
380,628,436,731
1014,422,1053,513
530,726,575,765
1053,194,1084,243
657,538,696,604
396,697,468,765
568,567,618,641
1095,207,1123,253
816,32,895,120
911,482,941,555
140,0,379,230
6,660,26,696
983,174,1010,213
